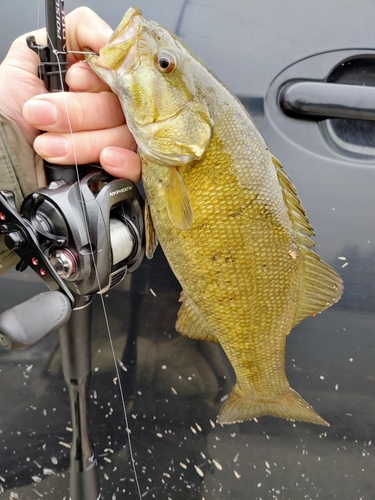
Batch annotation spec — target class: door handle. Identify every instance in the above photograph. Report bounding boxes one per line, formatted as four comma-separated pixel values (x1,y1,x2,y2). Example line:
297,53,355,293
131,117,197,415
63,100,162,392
279,81,375,121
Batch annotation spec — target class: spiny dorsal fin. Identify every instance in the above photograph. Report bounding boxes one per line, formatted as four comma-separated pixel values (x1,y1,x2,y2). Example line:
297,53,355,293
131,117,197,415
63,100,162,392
271,156,343,326
162,167,193,230
272,156,315,243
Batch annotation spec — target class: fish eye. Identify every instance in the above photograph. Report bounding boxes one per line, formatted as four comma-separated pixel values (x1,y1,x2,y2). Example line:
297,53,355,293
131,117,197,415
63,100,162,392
155,50,176,73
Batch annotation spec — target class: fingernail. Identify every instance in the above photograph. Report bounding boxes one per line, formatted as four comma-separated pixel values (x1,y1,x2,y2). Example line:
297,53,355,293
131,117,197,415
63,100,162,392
23,99,58,126
102,148,127,168
34,134,68,158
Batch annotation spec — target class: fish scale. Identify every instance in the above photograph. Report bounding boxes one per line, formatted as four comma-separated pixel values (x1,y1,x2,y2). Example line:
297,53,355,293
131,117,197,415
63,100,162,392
86,7,343,426
143,130,308,421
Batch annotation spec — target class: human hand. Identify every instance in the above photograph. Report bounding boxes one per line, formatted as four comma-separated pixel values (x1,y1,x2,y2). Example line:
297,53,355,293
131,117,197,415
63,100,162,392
0,7,141,184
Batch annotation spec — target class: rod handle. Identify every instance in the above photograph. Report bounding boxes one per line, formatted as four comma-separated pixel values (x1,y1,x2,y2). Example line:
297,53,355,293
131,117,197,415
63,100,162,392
0,291,71,350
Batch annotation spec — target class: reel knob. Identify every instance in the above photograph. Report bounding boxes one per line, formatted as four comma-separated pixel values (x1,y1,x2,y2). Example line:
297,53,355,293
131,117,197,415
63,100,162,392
4,230,25,251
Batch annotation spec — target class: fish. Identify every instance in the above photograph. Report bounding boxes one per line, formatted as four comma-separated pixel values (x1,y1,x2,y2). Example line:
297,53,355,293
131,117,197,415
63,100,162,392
86,7,343,426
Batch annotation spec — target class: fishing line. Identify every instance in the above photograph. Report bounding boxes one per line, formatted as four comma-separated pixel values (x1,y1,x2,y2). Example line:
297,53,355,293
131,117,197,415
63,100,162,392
54,42,144,500
35,0,47,95
58,50,99,56
36,3,143,498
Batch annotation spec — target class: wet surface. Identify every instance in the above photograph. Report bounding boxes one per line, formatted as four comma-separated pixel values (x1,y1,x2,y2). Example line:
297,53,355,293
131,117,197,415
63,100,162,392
0,1,375,499
1,249,374,499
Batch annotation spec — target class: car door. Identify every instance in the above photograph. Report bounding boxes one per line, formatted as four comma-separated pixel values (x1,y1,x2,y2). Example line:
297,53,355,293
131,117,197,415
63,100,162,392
0,1,374,499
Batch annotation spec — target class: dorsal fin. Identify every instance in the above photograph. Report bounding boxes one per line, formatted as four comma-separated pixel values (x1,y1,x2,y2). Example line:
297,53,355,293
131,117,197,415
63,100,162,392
272,156,315,244
294,247,343,326
272,156,343,326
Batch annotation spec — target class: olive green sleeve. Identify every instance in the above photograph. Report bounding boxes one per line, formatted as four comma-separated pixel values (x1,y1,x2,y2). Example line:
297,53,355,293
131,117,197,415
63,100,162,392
0,111,40,274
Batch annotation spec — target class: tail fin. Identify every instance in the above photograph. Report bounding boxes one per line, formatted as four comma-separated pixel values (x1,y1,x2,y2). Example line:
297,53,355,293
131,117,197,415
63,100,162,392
217,384,328,426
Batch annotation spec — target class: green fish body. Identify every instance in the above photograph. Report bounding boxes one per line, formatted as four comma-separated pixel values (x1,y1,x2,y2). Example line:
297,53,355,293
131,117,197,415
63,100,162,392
86,7,343,425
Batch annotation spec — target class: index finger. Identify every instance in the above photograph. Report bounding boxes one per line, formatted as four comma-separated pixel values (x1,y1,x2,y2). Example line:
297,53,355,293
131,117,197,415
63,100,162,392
65,7,112,62
64,7,113,92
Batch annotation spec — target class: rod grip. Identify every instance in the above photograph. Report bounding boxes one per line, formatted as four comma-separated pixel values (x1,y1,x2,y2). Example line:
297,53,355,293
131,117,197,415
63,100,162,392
0,291,71,350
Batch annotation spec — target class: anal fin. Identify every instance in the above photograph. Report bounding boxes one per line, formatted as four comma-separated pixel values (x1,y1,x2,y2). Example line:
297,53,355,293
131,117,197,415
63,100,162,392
176,291,218,343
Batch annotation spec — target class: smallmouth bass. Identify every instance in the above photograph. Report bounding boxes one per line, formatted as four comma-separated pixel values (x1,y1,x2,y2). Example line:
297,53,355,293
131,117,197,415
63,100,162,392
86,7,343,426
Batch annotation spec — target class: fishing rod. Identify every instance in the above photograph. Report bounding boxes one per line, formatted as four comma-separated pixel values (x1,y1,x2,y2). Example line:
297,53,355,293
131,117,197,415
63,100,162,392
0,1,145,498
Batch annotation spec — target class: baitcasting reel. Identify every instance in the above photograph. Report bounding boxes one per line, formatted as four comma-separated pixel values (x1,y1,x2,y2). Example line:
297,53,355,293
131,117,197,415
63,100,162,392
0,168,145,350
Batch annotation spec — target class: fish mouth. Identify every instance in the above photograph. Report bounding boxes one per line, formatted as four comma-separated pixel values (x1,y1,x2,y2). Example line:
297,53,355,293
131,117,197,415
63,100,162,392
85,7,142,71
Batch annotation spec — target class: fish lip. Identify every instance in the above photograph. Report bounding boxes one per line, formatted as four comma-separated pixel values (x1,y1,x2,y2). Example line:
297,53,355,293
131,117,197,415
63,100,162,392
99,8,142,71
84,49,108,69
107,6,142,44
85,7,142,71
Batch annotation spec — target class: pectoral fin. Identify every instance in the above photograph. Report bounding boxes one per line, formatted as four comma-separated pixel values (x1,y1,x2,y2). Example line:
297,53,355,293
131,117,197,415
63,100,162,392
161,167,193,230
